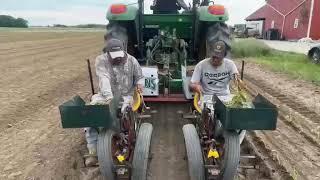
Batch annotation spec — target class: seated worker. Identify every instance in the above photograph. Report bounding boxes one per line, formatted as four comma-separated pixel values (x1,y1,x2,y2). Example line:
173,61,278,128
84,38,144,166
189,40,245,143
189,40,239,97
152,0,189,14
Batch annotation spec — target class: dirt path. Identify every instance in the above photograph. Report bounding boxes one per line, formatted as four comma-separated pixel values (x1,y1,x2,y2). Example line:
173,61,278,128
0,31,101,43
1,36,96,56
237,60,320,180
0,32,190,180
1,31,320,180
237,60,320,116
0,42,102,130
236,61,320,142
257,120,320,179
0,32,104,179
147,103,189,180
0,31,192,180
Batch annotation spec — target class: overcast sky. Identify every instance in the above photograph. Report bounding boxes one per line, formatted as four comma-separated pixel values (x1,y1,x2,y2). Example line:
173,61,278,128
0,0,265,26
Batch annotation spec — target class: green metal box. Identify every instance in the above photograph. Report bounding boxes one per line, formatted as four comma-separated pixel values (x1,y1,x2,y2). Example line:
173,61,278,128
59,96,119,130
214,94,278,130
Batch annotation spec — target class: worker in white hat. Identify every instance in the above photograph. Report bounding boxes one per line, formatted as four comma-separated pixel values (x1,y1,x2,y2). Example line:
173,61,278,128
84,38,144,166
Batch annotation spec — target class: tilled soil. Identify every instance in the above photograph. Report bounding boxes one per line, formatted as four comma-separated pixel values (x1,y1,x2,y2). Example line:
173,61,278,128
0,32,104,179
79,103,191,180
237,60,320,117
0,31,101,43
147,103,189,180
237,60,320,180
1,31,320,180
0,31,192,180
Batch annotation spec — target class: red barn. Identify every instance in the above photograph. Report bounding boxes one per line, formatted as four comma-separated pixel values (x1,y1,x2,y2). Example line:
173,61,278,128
246,0,320,40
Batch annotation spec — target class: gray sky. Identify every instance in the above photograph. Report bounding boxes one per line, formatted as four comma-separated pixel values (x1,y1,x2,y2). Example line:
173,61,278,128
215,0,265,25
0,0,265,26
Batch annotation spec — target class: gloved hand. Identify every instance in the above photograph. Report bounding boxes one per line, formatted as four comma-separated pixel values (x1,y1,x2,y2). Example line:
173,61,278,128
137,84,144,93
121,96,133,113
194,84,202,94
90,93,113,105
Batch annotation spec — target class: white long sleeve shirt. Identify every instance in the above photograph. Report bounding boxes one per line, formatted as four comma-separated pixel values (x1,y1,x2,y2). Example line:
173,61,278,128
95,53,144,100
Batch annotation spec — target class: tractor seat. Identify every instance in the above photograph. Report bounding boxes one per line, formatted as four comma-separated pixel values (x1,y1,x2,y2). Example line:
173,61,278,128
150,1,181,14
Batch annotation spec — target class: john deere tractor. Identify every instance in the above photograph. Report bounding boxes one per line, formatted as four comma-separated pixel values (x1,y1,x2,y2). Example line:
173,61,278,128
105,0,230,98
59,0,278,180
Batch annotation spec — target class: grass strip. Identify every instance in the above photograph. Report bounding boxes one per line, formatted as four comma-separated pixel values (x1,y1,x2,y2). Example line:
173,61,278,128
232,39,320,85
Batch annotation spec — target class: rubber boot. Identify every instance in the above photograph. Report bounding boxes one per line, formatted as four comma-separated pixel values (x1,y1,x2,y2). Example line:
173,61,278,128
84,127,98,167
239,130,246,145
84,148,98,167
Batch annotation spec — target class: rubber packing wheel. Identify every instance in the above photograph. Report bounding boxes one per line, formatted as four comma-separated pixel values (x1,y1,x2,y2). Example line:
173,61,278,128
218,130,240,180
97,130,119,180
183,124,205,180
132,123,153,180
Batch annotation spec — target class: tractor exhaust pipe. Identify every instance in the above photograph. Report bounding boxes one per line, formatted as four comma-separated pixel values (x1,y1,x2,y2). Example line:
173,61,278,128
87,59,95,95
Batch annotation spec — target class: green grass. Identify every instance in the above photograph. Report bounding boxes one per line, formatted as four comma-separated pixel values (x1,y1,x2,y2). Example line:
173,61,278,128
231,39,271,58
232,39,320,85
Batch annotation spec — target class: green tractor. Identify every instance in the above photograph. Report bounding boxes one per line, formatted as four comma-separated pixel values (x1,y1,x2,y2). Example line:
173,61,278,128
59,0,278,180
105,0,230,68
104,0,230,98
104,2,233,178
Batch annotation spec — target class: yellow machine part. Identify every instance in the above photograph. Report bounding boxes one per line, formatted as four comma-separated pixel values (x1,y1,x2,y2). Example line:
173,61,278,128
132,90,143,112
117,154,125,163
208,149,220,159
193,92,202,113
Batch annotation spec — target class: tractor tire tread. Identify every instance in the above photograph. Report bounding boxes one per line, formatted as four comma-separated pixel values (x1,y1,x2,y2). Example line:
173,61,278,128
207,23,231,49
97,130,116,180
220,131,240,180
183,124,205,180
103,23,128,53
132,123,153,180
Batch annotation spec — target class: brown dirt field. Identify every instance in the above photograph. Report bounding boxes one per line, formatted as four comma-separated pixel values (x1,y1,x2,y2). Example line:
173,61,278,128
0,31,190,180
0,31,105,179
0,29,193,180
237,60,320,142
239,60,320,116
237,60,320,180
0,31,102,43
147,103,189,180
1,30,319,180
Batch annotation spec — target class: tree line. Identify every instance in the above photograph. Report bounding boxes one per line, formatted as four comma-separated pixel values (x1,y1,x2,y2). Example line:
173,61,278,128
0,15,28,28
53,24,105,28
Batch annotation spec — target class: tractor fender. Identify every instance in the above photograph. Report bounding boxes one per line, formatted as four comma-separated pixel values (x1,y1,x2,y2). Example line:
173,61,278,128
197,6,229,22
107,5,138,21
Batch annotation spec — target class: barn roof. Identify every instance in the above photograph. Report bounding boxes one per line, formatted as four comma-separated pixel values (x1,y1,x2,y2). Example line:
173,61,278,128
267,0,306,15
246,0,307,21
246,5,268,21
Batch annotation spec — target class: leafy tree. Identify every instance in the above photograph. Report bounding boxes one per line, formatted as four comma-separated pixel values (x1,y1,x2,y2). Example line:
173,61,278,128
0,15,28,28
15,18,28,27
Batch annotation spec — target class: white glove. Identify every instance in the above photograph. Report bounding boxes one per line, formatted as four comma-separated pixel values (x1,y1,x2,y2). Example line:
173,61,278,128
121,96,133,113
90,94,113,105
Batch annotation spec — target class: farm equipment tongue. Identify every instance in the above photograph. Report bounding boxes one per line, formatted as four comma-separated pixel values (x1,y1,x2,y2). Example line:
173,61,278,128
58,0,278,179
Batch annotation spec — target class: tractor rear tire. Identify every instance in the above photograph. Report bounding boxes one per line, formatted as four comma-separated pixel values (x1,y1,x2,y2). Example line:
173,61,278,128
132,123,153,180
205,22,231,58
103,23,128,53
183,124,205,180
97,129,117,180
105,23,128,43
219,130,240,180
